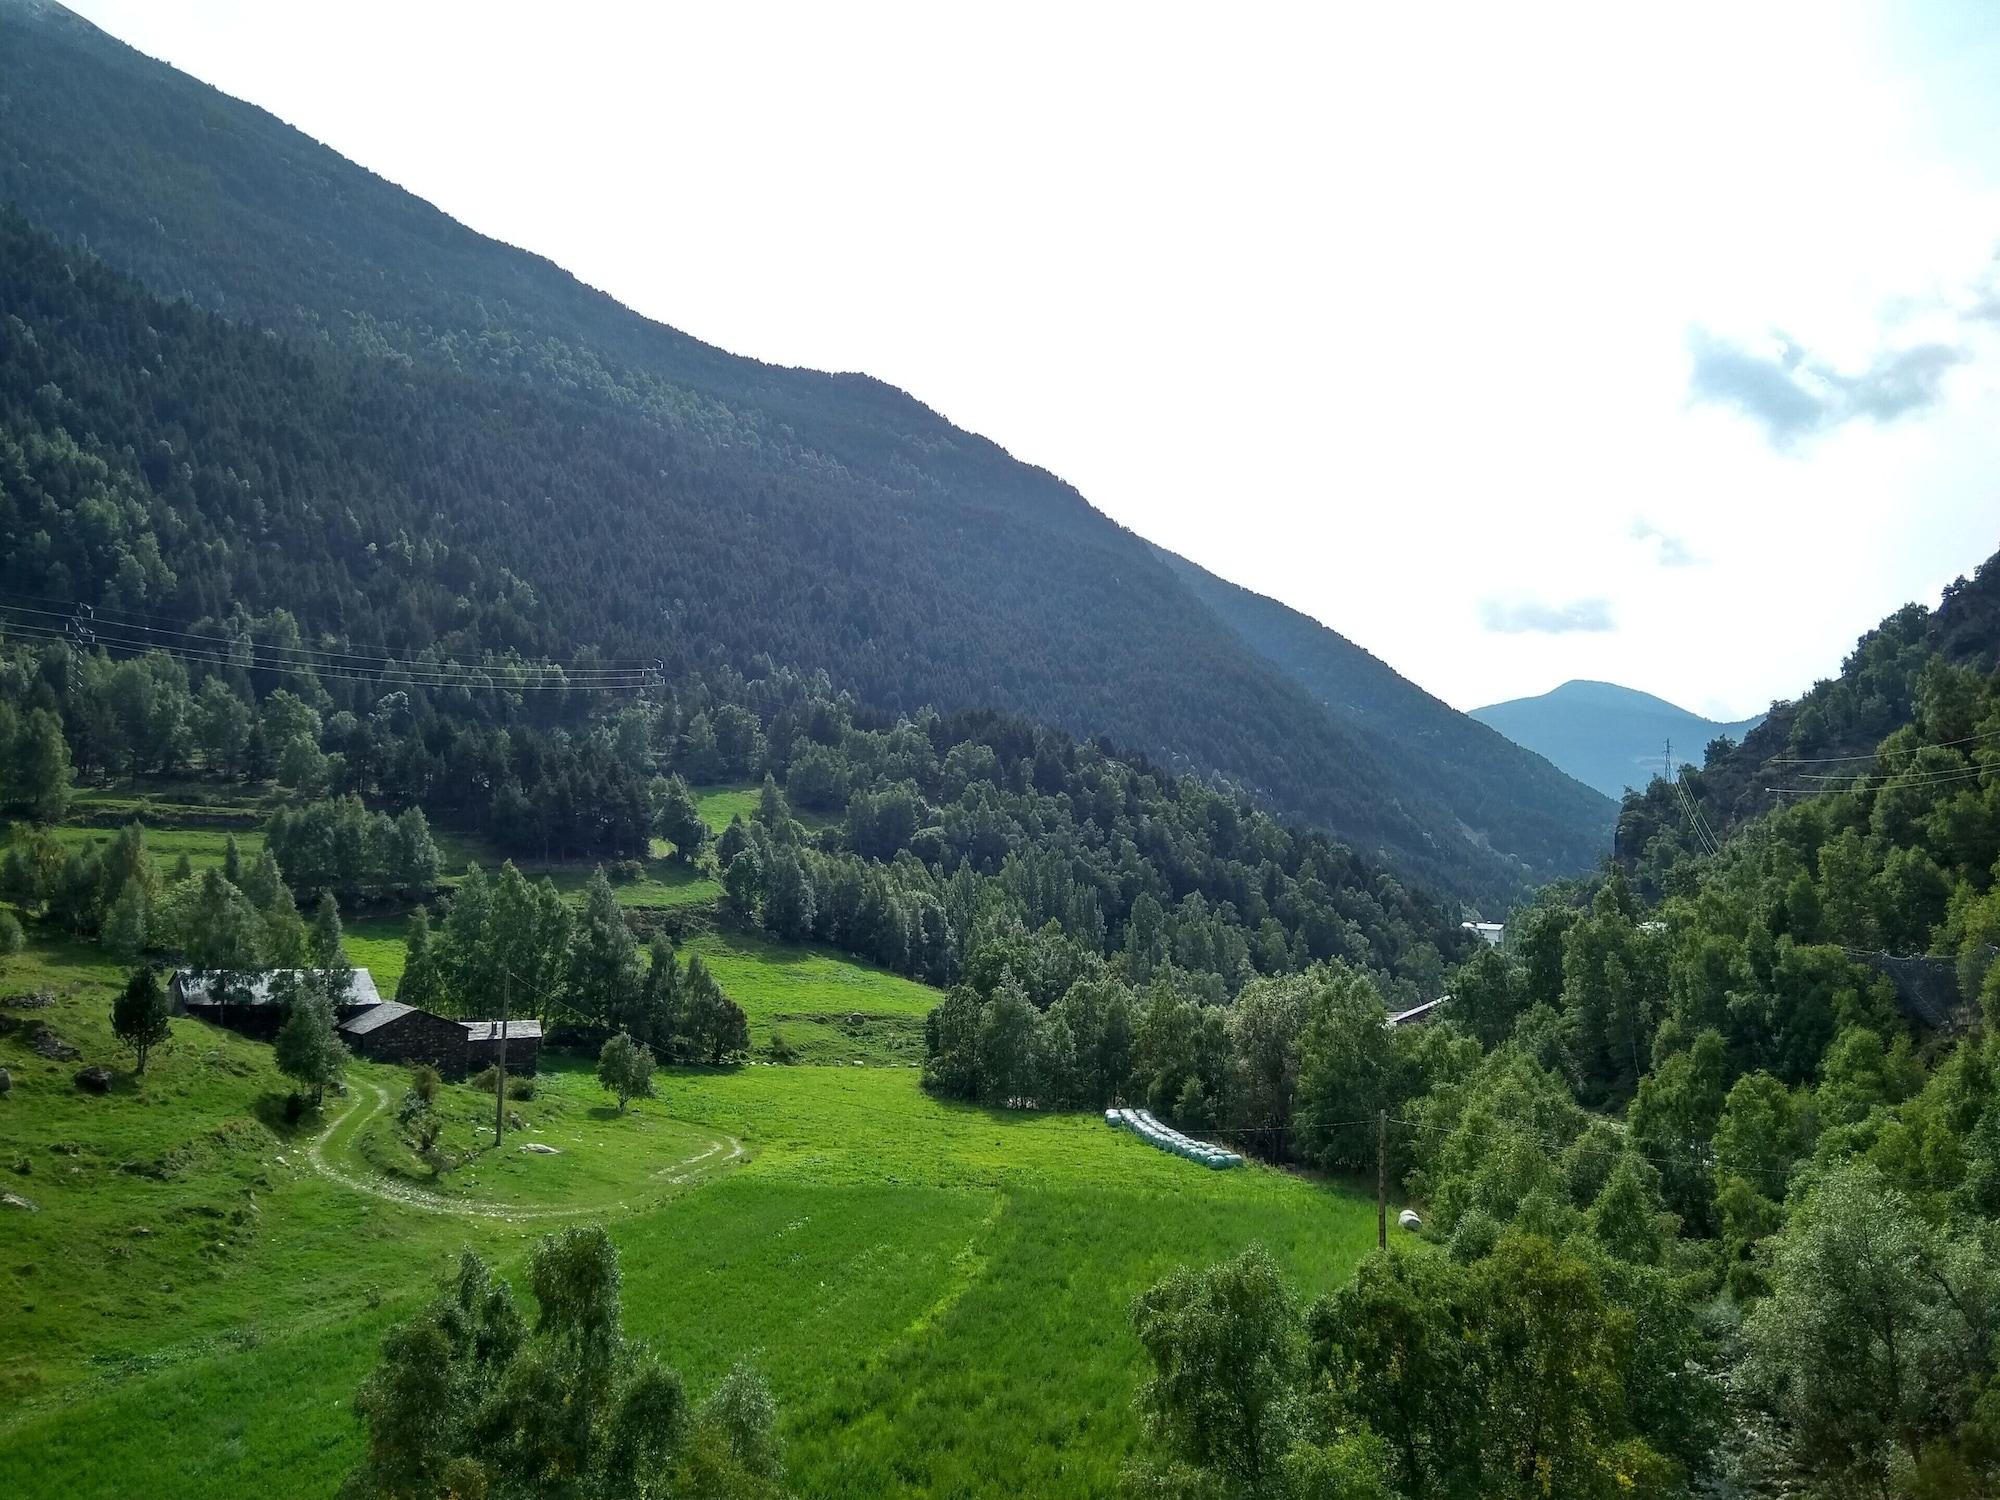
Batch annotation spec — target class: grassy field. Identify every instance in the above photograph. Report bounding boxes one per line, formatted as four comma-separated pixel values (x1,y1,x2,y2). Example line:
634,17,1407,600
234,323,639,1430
0,934,1391,1500
47,821,266,879
683,929,936,1065
694,784,830,836
26,777,810,919
329,919,934,1066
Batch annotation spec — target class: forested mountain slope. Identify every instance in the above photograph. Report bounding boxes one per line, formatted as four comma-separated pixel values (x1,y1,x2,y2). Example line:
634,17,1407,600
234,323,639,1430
0,0,1612,902
1470,679,1762,800
1640,552,2000,845
1155,547,1615,878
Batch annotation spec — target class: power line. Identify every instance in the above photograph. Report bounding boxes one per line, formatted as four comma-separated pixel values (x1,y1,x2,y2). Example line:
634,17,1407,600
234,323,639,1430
1787,763,1991,786
0,607,654,683
1771,766,1991,796
0,594,660,674
0,616,658,692
1776,728,2000,768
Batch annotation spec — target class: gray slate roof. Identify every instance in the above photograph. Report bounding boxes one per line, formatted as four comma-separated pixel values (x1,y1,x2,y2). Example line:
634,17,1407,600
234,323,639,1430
462,1020,544,1042
341,1001,415,1036
175,968,383,1010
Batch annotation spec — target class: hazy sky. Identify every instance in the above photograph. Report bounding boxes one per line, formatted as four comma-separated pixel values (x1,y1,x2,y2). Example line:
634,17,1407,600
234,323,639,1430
66,1,2000,717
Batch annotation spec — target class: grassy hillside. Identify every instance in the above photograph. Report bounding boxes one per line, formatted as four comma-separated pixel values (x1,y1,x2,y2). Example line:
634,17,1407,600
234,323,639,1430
0,0,1608,903
0,936,1390,1500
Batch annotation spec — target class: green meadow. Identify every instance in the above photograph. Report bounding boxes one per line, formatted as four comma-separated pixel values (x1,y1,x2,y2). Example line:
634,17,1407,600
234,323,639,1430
0,937,1388,1500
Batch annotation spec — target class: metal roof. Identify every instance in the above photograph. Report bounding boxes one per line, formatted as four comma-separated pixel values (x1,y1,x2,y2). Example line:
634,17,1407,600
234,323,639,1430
462,1020,544,1042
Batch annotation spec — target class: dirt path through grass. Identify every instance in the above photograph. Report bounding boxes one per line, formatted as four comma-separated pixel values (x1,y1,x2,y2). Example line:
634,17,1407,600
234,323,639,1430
306,1080,743,1221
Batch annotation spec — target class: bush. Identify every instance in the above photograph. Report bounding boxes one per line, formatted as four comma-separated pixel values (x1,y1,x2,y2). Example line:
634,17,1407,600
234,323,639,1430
408,1063,442,1104
766,1031,800,1065
469,1063,535,1099
611,858,647,884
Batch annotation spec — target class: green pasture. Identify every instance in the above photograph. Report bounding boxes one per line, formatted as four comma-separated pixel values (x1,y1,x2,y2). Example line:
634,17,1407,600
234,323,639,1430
0,934,1389,1500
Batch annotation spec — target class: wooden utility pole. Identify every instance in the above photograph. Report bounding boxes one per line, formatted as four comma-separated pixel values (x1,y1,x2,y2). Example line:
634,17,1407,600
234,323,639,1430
1376,1108,1388,1251
494,968,509,1149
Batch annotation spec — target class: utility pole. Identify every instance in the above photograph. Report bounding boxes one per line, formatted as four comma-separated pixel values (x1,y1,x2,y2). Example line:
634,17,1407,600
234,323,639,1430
1376,1109,1388,1251
494,968,509,1149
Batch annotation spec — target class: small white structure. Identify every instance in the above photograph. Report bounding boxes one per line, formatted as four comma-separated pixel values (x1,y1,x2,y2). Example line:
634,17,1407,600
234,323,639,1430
1461,921,1505,948
1386,997,1450,1029
1398,1208,1423,1232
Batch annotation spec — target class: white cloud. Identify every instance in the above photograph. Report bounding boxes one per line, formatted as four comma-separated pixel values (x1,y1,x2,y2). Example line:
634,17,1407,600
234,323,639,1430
1630,520,1699,569
1479,598,1616,635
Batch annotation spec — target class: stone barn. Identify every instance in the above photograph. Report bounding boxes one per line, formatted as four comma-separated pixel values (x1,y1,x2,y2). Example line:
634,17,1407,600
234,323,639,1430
339,1001,472,1073
172,968,385,1039
462,1019,542,1075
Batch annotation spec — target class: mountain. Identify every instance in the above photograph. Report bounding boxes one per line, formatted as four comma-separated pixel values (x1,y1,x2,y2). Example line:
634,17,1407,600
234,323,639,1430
0,0,1614,903
1663,551,2000,836
1469,681,1765,801
1153,550,1617,884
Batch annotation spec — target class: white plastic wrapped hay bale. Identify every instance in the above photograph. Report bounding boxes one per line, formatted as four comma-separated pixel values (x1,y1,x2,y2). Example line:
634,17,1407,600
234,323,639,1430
1398,1208,1423,1232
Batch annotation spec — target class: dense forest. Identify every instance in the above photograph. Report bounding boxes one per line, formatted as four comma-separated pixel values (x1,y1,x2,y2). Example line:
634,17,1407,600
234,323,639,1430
1627,554,2000,850
0,617,1469,1011
0,0,1614,905
1048,616,2000,1496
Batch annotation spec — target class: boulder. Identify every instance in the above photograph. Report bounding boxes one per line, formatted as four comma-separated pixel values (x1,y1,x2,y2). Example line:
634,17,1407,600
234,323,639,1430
1,1191,37,1212
30,1026,79,1061
519,1142,561,1155
74,1065,114,1094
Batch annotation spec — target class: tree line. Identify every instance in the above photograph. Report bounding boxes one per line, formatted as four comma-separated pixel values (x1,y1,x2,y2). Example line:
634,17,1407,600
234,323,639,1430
1111,655,2000,1497
0,627,1468,1007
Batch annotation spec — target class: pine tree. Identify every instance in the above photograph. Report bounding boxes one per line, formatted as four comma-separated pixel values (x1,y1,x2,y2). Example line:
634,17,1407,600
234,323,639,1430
240,845,286,909
637,939,682,1058
309,891,354,1005
14,708,74,823
275,992,346,1106
397,905,444,1010
102,877,150,960
261,880,309,968
566,867,641,1033
111,965,172,1074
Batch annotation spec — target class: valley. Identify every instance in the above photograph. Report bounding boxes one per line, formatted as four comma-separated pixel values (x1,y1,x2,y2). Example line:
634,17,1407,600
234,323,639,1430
2,2,2000,1495
0,929,1385,1500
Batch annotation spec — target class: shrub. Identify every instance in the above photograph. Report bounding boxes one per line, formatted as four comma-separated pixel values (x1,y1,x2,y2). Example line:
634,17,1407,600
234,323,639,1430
408,1063,442,1104
766,1031,800,1065
470,1063,535,1098
611,858,647,884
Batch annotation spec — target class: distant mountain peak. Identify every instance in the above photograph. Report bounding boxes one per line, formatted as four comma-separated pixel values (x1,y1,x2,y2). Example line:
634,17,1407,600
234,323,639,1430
1471,681,1764,801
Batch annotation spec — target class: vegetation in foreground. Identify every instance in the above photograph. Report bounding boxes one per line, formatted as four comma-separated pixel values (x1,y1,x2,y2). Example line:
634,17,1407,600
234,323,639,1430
0,938,1387,1500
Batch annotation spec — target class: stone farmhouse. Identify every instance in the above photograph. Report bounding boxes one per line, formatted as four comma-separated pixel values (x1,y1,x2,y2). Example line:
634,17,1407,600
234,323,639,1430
171,968,540,1076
